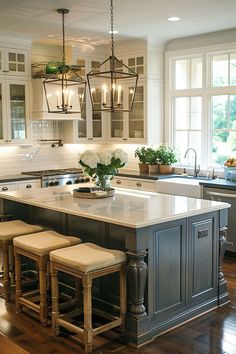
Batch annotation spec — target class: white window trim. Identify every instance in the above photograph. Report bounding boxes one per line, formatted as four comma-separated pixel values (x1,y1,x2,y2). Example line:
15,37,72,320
165,41,236,170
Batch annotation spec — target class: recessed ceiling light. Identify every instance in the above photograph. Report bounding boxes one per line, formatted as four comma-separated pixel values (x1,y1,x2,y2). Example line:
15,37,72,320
109,30,119,34
168,16,180,22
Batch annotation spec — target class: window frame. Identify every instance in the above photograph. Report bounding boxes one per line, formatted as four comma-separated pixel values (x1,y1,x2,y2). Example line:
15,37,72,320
165,43,236,170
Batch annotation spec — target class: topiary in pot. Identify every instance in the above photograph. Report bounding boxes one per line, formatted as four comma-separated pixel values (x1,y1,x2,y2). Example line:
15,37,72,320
145,147,159,174
156,145,177,174
134,147,149,173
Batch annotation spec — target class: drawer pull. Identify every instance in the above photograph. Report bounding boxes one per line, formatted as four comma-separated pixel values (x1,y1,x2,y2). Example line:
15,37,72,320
116,180,121,185
26,184,32,188
136,182,142,187
2,187,8,191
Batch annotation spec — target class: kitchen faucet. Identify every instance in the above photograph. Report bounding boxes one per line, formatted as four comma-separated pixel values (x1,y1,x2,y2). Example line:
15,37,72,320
184,148,200,177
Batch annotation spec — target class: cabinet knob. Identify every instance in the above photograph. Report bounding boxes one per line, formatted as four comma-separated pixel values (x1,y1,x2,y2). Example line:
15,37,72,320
136,182,142,187
2,187,8,191
116,180,121,184
26,184,32,188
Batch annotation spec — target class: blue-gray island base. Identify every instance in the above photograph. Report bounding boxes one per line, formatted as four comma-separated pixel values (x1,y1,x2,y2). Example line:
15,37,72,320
0,186,230,346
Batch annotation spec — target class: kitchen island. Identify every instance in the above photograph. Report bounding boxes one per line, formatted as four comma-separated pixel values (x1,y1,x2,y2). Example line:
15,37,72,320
0,186,231,346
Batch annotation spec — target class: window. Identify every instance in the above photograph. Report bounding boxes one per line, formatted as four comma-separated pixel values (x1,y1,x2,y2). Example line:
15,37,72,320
211,95,236,165
167,48,236,168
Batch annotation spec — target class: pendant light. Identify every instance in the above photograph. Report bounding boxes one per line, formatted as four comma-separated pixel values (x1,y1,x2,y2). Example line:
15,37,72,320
87,0,139,112
43,9,86,114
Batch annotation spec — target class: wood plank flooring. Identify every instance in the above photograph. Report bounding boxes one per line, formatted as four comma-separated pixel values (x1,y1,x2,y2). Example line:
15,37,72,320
0,257,235,354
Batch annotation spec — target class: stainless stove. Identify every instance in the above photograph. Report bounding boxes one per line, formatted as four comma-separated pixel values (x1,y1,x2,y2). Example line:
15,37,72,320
22,168,90,187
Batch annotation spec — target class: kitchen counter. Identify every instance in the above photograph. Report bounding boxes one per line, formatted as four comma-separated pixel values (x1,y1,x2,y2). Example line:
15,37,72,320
0,174,41,183
199,178,236,190
0,185,229,228
0,185,230,347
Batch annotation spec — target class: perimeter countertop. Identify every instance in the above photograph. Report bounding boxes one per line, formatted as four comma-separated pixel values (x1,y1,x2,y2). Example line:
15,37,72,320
0,184,230,228
0,174,41,183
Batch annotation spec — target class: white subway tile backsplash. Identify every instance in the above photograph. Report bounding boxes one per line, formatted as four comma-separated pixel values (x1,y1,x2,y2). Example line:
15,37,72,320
0,143,140,175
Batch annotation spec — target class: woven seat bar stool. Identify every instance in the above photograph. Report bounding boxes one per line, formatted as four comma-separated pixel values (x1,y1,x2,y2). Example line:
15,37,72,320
0,220,43,302
50,242,127,354
13,230,81,326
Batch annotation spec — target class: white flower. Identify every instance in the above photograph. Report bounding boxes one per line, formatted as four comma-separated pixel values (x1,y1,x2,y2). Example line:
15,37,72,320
99,150,113,166
114,148,128,165
80,150,100,169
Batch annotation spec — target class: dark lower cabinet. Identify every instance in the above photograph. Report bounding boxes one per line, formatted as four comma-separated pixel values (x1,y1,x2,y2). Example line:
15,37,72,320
152,220,187,322
149,212,218,334
188,216,217,305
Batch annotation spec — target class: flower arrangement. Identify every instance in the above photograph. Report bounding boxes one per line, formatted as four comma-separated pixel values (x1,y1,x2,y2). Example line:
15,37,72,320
78,149,128,191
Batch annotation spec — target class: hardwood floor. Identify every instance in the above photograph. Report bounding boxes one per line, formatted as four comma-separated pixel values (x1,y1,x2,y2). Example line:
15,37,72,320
0,257,235,354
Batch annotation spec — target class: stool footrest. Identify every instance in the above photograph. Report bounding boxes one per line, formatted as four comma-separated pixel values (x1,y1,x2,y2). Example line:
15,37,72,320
93,318,121,336
19,297,41,313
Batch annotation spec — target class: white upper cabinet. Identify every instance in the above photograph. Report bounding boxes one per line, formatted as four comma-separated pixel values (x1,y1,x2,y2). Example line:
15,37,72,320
71,50,107,142
0,40,31,144
0,47,29,76
0,79,30,144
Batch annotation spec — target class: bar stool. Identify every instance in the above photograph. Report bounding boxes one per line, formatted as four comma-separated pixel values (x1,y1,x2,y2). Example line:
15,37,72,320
50,242,127,353
13,230,81,326
0,220,43,302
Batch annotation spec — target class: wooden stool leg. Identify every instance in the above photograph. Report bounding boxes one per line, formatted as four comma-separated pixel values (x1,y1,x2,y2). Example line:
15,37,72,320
83,275,93,354
50,262,60,335
39,255,48,326
75,277,82,306
15,250,22,313
120,264,127,332
2,241,10,302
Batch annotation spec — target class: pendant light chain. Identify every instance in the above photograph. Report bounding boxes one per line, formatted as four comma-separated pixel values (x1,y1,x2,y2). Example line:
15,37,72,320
110,0,115,57
86,0,138,113
62,10,66,64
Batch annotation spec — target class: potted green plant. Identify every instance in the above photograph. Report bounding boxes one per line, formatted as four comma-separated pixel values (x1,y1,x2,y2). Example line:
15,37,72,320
134,147,149,173
145,147,159,173
156,145,177,174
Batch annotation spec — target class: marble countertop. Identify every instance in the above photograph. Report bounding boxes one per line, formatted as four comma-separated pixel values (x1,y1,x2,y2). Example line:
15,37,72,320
0,184,230,228
0,174,41,183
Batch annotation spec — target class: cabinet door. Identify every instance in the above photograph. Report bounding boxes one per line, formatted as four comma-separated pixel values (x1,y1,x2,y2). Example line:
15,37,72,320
110,84,145,142
128,85,145,140
0,48,5,74
0,81,8,142
4,48,28,76
152,220,187,321
6,80,29,142
188,214,218,305
128,55,145,77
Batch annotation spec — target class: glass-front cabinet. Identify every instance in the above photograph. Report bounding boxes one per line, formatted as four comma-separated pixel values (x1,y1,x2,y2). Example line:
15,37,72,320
0,47,28,76
72,50,146,143
74,57,105,142
110,84,145,142
0,79,29,143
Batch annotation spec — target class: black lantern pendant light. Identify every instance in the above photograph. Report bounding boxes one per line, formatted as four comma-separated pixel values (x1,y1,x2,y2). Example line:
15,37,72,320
87,0,138,112
43,9,86,114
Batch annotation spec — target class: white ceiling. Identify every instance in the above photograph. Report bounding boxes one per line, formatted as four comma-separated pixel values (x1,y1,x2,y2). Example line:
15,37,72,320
1,0,236,46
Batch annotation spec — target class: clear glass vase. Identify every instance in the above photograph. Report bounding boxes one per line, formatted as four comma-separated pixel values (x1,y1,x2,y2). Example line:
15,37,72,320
95,175,112,191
